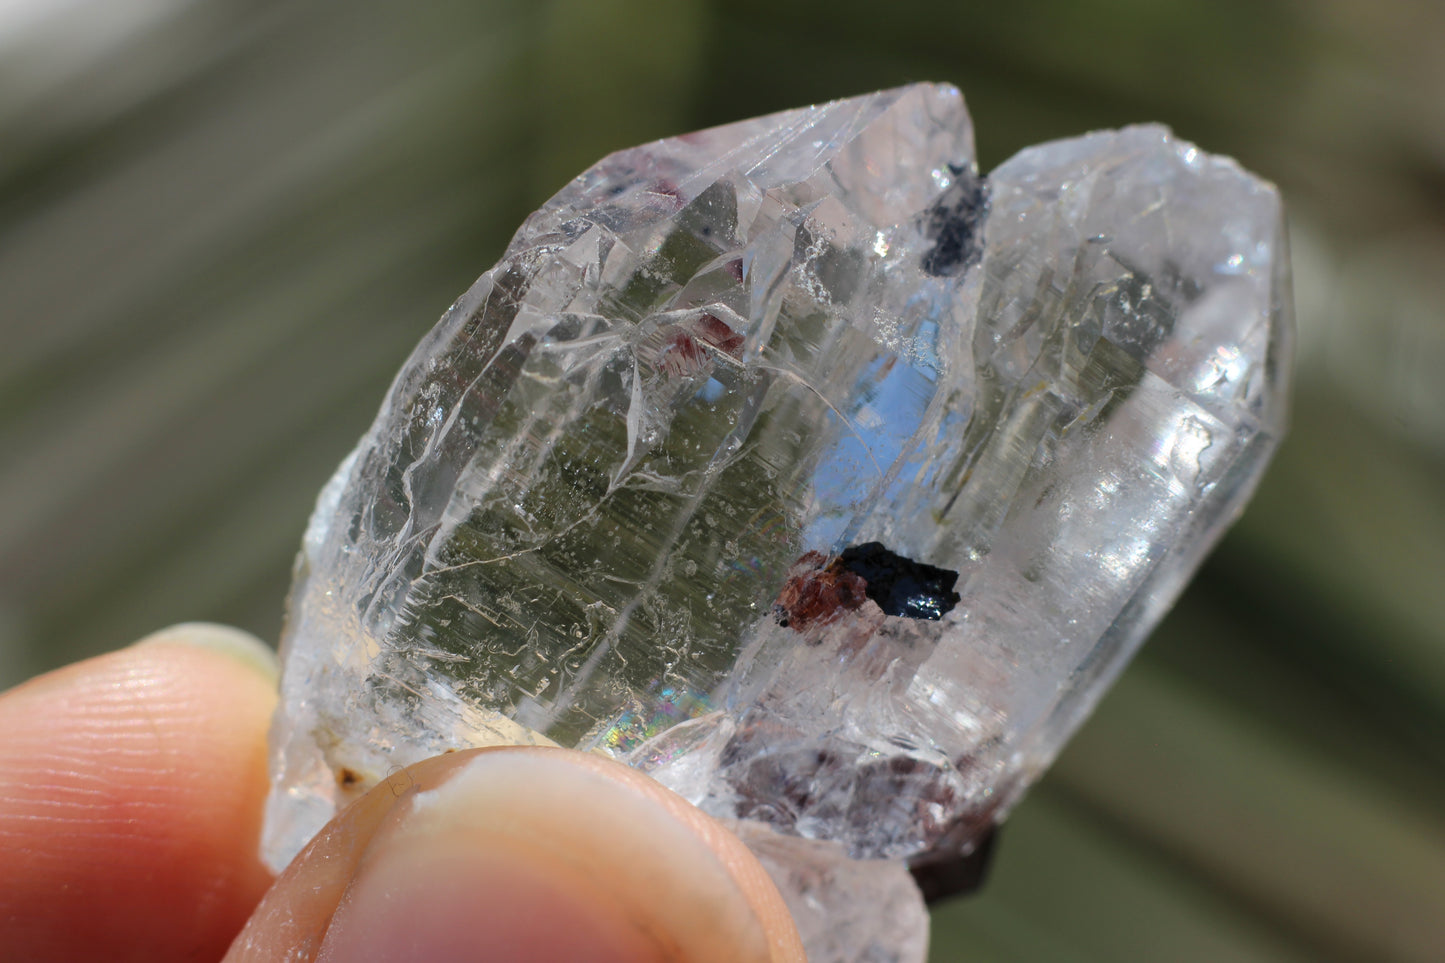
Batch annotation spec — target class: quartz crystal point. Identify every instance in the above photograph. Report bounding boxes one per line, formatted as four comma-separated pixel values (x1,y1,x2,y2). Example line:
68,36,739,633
264,83,1291,961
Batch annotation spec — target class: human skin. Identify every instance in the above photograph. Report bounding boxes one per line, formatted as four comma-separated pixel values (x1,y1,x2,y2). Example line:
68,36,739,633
0,624,804,962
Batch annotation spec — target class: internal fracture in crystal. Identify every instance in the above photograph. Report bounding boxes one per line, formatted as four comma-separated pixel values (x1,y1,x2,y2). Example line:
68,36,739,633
261,83,1292,963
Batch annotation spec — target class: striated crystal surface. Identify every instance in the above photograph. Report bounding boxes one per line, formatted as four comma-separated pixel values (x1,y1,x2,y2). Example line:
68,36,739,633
262,83,1290,960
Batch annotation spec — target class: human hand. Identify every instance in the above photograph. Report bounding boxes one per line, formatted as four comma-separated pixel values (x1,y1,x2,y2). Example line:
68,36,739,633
0,624,805,962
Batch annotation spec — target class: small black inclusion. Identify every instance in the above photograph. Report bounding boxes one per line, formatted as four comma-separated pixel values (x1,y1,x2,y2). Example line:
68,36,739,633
910,828,1000,904
921,165,988,278
838,542,961,620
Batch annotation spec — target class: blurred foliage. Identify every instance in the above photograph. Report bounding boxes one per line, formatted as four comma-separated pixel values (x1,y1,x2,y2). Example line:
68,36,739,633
1,0,1442,959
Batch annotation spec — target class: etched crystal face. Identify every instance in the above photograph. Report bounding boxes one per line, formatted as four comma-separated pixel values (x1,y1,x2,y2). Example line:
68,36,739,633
263,84,1290,893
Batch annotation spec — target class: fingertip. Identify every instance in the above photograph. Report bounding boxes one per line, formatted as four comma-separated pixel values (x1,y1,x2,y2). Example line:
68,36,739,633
0,627,279,963
132,622,279,686
229,747,805,963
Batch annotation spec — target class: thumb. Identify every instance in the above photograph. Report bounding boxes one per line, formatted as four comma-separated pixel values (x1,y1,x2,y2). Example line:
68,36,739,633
226,747,805,963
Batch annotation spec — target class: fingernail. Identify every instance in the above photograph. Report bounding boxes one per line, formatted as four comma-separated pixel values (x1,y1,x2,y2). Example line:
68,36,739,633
133,623,279,685
315,749,775,963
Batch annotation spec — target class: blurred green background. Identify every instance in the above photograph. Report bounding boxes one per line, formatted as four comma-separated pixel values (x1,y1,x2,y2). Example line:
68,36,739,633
2,0,1442,959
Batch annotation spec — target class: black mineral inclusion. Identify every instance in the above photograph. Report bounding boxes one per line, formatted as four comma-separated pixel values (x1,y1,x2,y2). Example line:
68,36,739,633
838,542,961,621
920,166,988,277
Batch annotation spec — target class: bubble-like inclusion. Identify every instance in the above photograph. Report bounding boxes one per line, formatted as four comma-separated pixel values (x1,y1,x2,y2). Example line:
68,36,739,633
262,83,1291,961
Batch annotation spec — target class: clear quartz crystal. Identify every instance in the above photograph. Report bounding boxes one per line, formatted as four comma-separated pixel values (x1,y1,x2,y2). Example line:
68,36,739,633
263,83,1291,962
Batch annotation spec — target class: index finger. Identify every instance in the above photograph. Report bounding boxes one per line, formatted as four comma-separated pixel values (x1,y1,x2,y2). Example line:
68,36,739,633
0,625,278,963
